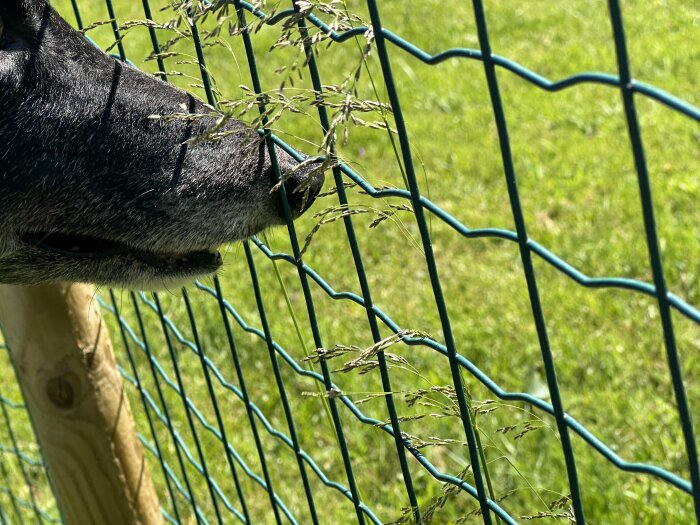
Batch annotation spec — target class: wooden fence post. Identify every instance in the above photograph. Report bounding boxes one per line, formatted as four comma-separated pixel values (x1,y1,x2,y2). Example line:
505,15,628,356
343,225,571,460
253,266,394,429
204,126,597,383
0,283,162,525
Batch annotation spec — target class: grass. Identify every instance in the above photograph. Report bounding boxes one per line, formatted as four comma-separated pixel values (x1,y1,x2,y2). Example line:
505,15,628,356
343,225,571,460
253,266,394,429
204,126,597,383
1,0,700,523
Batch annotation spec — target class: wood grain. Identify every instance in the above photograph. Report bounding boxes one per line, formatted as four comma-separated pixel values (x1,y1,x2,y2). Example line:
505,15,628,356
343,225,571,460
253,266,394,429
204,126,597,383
0,283,162,525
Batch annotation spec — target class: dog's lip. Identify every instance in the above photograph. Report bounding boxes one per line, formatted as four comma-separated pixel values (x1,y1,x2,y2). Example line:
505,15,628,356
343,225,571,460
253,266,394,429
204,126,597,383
21,232,222,270
22,232,130,259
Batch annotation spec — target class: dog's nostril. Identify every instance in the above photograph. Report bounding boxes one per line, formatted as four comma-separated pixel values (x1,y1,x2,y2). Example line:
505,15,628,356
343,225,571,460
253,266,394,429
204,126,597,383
282,170,324,217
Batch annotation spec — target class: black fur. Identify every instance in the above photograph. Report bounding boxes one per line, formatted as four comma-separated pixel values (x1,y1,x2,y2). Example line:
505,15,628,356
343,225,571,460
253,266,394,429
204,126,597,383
0,0,323,285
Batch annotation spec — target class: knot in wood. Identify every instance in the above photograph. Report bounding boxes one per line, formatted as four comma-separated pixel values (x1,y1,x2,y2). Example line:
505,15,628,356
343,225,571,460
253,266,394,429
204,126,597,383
46,374,77,408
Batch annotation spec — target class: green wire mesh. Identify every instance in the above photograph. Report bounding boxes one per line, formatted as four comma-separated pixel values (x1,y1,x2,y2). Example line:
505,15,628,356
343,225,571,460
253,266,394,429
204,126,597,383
0,1,699,523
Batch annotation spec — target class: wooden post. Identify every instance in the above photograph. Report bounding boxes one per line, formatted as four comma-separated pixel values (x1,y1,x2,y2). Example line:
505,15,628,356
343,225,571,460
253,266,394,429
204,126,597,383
0,283,162,525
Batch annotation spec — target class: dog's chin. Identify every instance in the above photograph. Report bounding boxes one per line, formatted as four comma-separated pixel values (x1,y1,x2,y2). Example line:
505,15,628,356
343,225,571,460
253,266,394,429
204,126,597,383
6,232,222,286
78,250,224,288
0,247,223,287
5,222,299,286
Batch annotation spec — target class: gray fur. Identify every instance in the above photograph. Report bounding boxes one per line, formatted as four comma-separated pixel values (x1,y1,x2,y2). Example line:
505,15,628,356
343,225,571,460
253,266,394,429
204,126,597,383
0,0,323,285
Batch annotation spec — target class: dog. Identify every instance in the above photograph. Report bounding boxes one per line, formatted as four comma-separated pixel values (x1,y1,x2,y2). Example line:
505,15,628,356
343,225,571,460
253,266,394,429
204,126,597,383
0,0,324,286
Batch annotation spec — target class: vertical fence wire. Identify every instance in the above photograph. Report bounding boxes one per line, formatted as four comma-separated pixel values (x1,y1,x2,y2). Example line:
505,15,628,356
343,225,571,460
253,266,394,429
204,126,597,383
214,272,287,525
365,0,497,522
103,0,126,61
109,290,183,523
68,0,83,29
140,0,167,78
153,293,224,525
131,294,205,524
467,0,587,522
241,245,317,525
606,1,700,521
291,3,421,522
0,401,43,525
182,289,252,523
0,454,24,525
187,12,317,523
231,2,368,523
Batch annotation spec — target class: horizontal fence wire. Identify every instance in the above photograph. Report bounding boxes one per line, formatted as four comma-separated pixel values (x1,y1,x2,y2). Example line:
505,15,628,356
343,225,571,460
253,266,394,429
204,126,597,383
1,0,699,524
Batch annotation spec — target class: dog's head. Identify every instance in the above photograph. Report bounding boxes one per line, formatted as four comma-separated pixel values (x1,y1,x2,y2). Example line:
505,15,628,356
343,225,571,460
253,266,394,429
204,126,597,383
0,0,324,285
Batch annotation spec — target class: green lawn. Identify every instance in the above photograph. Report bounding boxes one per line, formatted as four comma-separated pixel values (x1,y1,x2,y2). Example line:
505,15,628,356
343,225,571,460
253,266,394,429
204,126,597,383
1,1,700,523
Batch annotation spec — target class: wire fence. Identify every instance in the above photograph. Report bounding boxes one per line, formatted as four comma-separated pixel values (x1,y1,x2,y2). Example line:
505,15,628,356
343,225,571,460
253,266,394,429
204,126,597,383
1,0,699,523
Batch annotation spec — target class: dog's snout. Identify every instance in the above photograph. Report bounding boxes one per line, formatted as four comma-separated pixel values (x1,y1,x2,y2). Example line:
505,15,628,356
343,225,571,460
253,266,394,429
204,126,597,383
280,163,325,218
0,0,333,285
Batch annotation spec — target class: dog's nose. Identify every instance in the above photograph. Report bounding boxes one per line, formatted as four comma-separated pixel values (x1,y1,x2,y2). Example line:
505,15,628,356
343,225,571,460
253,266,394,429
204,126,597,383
282,165,325,218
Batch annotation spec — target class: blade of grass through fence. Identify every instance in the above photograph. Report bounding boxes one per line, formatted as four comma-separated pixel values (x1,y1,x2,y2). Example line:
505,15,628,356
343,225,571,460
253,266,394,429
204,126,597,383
339,0,434,238
261,232,336,438
463,376,501,525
